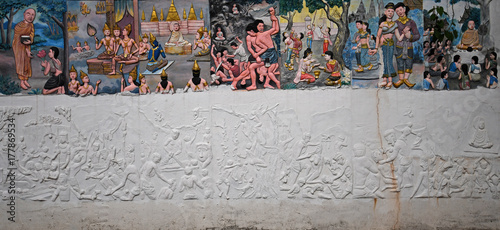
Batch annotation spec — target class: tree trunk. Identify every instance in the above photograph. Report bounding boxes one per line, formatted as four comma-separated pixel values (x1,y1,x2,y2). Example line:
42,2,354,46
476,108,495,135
0,18,5,45
63,13,69,80
6,8,15,45
324,1,350,68
51,13,69,80
48,22,54,35
479,2,492,47
332,23,348,68
285,12,294,31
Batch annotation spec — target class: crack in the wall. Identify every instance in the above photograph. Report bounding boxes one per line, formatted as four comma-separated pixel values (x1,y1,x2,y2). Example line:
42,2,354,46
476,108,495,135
375,89,400,229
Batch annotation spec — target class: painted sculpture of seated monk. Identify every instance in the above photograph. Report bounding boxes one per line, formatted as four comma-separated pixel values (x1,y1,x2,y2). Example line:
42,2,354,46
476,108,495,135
165,21,192,55
457,20,482,51
166,22,190,46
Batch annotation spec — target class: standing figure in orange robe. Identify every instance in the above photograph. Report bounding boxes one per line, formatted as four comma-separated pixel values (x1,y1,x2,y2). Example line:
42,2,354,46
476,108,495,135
12,9,36,90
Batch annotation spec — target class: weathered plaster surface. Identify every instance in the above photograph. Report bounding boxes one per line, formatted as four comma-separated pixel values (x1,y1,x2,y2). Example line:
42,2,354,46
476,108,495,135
0,87,499,229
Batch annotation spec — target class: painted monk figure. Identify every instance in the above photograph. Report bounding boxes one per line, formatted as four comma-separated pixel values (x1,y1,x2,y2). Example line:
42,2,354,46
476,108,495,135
457,20,482,50
12,8,36,90
109,24,139,75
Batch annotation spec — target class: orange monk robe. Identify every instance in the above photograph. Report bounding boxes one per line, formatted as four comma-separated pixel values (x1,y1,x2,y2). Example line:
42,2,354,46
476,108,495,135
12,21,34,80
459,29,482,49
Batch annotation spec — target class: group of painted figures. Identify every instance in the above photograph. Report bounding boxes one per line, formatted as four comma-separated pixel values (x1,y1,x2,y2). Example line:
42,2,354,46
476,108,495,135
422,19,498,90
9,2,499,95
366,2,420,89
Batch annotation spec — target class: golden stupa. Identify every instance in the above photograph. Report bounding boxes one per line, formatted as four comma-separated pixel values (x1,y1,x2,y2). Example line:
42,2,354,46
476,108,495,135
160,8,164,21
166,0,181,21
188,4,197,20
199,9,204,19
151,6,159,22
183,9,187,20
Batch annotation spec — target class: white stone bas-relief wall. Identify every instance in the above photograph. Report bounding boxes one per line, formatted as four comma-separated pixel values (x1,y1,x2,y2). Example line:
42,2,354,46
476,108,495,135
0,88,499,229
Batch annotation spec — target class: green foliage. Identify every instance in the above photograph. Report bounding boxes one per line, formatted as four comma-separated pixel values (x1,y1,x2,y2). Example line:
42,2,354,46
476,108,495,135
283,83,297,90
426,6,459,42
31,35,47,50
280,0,303,16
0,75,21,95
28,88,42,95
0,43,11,51
305,0,348,13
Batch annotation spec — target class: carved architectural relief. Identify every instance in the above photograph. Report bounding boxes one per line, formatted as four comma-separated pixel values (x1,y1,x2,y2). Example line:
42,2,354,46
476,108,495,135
0,90,499,203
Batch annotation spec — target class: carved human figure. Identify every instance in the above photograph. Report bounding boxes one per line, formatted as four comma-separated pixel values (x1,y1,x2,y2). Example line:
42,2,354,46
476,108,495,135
469,117,493,149
105,145,139,196
474,158,492,194
179,167,203,200
380,125,421,191
200,169,215,199
139,152,172,199
352,143,382,198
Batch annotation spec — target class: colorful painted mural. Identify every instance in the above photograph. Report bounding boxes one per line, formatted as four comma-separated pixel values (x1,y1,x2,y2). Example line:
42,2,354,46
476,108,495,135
0,0,497,94
423,0,497,90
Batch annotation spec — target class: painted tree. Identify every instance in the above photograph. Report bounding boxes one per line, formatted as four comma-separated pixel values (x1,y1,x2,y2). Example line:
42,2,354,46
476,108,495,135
0,0,32,47
36,0,69,77
305,0,350,67
279,0,303,31
444,0,493,46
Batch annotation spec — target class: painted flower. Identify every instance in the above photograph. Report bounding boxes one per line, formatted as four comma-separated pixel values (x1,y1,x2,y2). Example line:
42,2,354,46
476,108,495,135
37,50,46,59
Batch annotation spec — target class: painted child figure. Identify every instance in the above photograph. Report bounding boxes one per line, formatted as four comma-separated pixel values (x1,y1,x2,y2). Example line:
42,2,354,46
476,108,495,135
422,71,434,91
77,71,101,96
319,51,341,88
138,33,151,60
436,71,449,90
83,41,91,51
68,65,80,95
138,73,150,94
184,61,208,92
486,68,498,89
72,42,84,53
458,64,471,90
156,69,174,94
